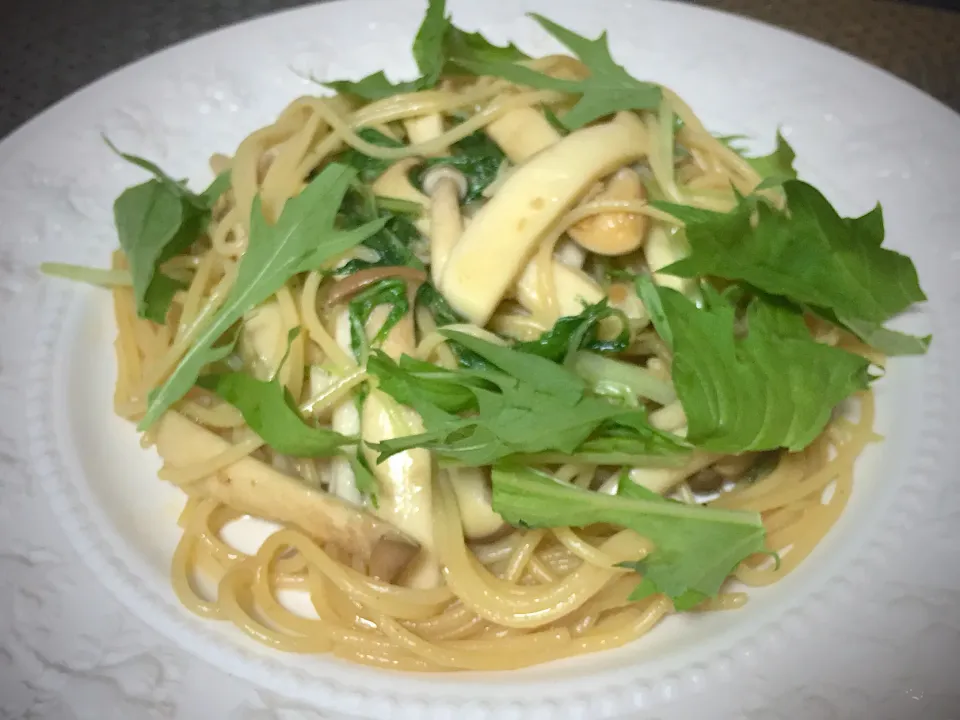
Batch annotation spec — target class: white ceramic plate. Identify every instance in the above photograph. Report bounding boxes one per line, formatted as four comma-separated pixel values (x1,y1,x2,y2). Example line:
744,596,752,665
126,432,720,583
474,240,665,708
3,0,960,717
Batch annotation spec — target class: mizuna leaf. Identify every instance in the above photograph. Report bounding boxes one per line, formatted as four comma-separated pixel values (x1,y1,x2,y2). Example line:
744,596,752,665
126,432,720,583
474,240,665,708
454,14,661,129
139,164,382,430
491,464,765,607
640,278,870,453
658,180,929,354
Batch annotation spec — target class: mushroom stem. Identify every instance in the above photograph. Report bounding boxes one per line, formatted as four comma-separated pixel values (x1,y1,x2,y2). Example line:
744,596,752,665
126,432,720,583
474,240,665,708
330,309,363,505
422,165,467,284
154,411,419,581
555,239,587,268
361,306,441,588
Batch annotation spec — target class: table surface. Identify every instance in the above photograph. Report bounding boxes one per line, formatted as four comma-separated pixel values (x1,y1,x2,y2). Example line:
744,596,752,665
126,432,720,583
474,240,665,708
0,0,957,140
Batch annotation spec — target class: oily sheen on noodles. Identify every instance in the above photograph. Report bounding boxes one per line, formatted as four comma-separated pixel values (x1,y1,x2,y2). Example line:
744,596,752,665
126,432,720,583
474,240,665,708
43,0,928,672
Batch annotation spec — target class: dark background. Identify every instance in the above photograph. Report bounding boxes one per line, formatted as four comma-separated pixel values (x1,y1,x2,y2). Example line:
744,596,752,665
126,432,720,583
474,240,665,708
0,0,957,140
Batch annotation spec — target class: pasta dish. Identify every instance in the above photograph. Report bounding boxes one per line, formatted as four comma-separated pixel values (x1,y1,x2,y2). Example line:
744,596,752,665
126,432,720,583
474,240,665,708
43,0,930,672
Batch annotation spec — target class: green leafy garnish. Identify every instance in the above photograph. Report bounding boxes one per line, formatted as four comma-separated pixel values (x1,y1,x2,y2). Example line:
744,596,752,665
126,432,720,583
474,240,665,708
411,130,506,204
415,281,461,326
347,277,411,360
198,371,352,457
200,329,374,500
335,128,405,183
454,14,661,129
324,0,447,99
367,330,688,466
569,351,676,407
745,130,797,185
348,453,380,505
107,140,230,323
138,164,386,430
716,131,797,186
40,263,132,288
639,277,870,453
326,0,527,100
514,299,629,362
444,25,528,66
657,180,929,355
414,282,496,371
491,464,766,609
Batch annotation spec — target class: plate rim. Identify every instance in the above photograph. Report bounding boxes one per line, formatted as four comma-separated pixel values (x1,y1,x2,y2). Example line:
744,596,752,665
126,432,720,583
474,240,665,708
12,0,960,717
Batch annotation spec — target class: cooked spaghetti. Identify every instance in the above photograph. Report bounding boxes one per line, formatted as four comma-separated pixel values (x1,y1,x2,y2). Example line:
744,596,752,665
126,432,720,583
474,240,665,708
44,1,927,672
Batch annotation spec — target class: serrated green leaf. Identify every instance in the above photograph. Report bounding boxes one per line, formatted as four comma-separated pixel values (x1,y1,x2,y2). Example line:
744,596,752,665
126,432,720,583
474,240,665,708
113,180,205,323
513,299,629,362
491,464,765,606
335,128,406,183
646,283,870,452
454,14,661,129
139,164,380,430
198,371,352,457
657,180,929,354
107,139,227,323
366,329,688,466
347,277,411,360
443,26,528,66
744,130,797,183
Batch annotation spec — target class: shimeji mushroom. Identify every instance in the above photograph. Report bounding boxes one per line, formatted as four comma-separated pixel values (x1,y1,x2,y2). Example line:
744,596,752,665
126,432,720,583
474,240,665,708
567,167,648,256
421,165,467,285
154,411,420,581
361,304,441,588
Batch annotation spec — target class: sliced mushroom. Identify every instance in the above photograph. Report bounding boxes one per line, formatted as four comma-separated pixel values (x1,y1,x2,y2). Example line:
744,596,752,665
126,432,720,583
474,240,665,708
371,158,429,207
555,238,587,268
361,305,440,588
486,111,634,321
567,168,648,256
448,467,508,541
361,389,438,587
485,106,562,163
403,115,448,156
625,452,717,496
649,401,687,431
237,300,285,381
439,120,648,325
330,309,363,505
646,224,695,295
370,158,431,237
515,258,604,319
155,411,419,581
